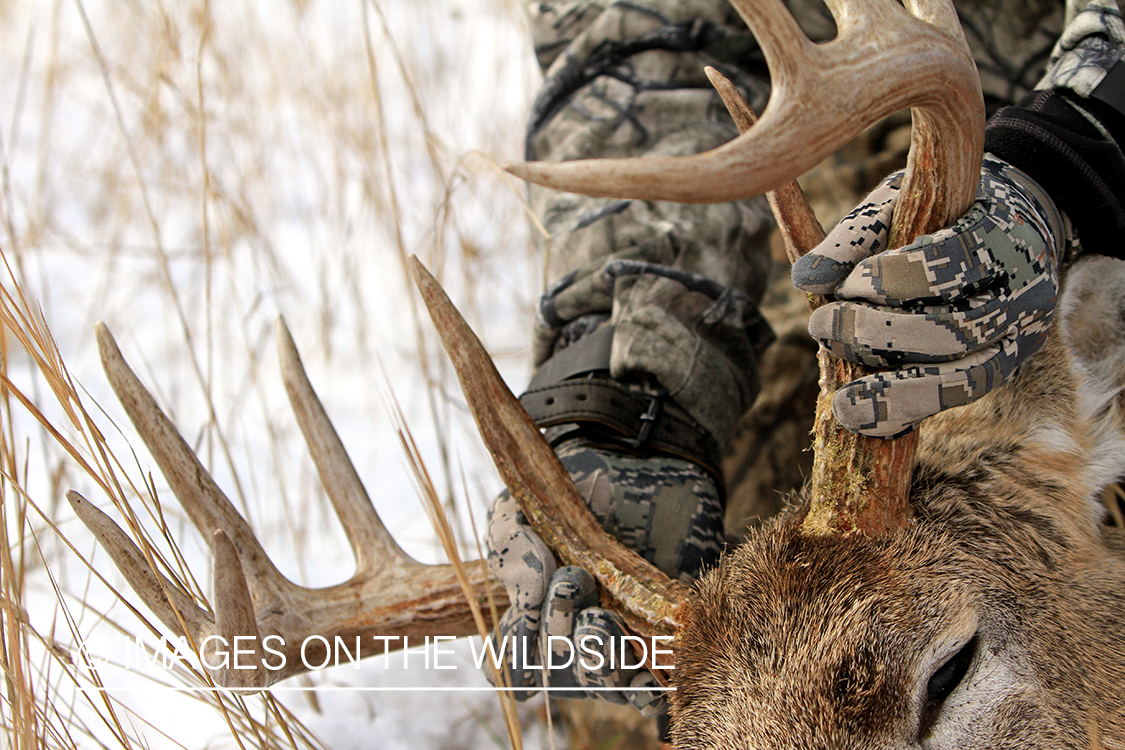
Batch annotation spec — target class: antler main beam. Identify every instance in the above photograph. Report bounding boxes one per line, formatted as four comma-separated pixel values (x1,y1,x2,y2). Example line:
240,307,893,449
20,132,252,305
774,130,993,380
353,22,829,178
74,286,692,690
71,321,506,689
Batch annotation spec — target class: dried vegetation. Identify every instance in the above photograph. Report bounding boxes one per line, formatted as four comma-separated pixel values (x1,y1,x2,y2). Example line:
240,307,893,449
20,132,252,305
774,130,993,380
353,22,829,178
0,0,544,747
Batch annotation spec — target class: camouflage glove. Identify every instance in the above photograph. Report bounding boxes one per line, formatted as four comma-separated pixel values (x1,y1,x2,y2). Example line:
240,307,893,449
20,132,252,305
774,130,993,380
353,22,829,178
484,438,724,715
791,153,1065,438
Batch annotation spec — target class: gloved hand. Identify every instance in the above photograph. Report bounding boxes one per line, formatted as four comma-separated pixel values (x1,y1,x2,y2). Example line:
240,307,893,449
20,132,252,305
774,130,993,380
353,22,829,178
484,437,724,716
791,153,1065,438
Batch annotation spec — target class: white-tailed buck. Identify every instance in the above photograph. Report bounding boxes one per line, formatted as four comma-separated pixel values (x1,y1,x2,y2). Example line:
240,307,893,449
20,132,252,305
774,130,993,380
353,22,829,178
70,0,1125,747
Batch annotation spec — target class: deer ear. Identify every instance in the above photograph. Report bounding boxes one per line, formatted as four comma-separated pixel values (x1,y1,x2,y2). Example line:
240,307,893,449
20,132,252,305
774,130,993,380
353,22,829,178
1056,255,1125,493
1058,256,1125,401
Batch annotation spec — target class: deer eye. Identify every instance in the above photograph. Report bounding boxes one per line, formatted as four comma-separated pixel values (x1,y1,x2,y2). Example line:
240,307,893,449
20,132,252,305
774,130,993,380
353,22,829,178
920,636,977,737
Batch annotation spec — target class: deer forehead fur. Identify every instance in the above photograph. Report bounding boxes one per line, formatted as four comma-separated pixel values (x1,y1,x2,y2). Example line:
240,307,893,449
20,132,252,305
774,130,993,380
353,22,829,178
671,256,1125,749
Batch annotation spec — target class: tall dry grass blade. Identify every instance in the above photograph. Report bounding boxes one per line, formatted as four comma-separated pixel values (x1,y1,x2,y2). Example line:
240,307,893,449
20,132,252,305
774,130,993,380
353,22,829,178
383,383,523,750
74,0,250,519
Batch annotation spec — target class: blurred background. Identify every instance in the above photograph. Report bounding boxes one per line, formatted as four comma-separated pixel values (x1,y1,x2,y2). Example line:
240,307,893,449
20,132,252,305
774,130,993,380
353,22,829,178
0,0,560,747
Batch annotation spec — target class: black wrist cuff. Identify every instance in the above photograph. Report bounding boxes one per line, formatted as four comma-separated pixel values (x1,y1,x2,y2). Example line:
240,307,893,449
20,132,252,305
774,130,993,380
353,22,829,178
518,325,725,489
984,88,1125,256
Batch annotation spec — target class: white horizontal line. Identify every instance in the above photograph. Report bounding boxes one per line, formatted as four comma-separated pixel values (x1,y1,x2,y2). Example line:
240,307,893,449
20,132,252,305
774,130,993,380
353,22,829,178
78,686,676,693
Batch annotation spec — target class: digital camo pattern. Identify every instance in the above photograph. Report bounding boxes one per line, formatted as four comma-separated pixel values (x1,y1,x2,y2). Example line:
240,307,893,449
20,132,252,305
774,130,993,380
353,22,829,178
1039,0,1125,96
484,440,720,711
484,487,556,700
830,345,1027,440
555,437,725,580
540,567,668,715
793,155,1065,437
485,488,552,700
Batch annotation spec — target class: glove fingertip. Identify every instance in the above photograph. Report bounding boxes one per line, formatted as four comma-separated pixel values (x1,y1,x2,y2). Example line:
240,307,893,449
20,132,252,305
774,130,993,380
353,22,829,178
576,606,628,637
547,566,599,610
626,673,669,717
791,253,854,294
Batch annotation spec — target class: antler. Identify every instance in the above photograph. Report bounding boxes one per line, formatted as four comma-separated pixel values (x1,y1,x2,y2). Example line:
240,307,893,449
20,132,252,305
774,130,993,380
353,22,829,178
74,283,691,689
507,0,986,535
71,0,986,692
70,320,506,689
410,258,690,642
506,0,983,237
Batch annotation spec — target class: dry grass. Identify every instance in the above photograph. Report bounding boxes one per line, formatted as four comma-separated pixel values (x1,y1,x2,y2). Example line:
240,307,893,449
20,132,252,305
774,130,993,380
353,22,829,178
0,0,543,747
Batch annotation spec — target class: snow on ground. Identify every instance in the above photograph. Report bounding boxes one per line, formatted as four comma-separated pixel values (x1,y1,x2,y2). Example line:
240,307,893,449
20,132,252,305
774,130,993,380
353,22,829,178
0,0,557,747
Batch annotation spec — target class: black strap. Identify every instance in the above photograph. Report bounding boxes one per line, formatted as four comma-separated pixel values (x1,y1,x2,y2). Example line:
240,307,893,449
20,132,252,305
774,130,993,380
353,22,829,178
520,324,724,482
520,378,722,481
1091,59,1125,121
521,378,722,478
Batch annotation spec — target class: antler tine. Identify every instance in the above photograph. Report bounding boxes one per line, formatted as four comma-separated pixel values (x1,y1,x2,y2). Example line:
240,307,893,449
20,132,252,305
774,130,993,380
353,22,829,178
723,0,810,81
78,322,510,691
276,317,411,573
67,490,212,641
211,529,268,689
817,0,894,33
96,323,284,590
408,257,689,638
704,66,826,263
704,66,756,134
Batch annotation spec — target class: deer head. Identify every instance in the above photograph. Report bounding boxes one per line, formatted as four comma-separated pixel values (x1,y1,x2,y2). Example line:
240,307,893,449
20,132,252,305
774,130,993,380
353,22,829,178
671,254,1125,748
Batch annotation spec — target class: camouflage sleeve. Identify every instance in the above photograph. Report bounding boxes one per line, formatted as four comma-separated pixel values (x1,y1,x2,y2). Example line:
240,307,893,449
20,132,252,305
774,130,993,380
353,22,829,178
1038,0,1125,94
983,0,1125,255
520,0,800,450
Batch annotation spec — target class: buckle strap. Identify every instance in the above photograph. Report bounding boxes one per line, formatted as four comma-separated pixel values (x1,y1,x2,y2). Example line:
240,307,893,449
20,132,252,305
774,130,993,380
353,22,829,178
519,379,722,479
